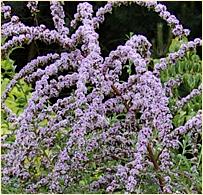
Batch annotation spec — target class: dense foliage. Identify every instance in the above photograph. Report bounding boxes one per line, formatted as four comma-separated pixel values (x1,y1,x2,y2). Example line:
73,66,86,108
1,1,202,194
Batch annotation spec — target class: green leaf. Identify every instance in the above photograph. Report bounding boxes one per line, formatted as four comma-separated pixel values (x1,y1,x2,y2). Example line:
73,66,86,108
1,36,7,45
1,59,15,71
1,78,10,92
191,54,200,62
168,37,186,53
182,74,192,91
173,112,186,127
1,123,10,134
16,97,27,105
193,62,200,73
178,61,184,74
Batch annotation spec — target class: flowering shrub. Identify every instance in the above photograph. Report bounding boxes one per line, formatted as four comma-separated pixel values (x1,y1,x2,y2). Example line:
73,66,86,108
1,1,202,193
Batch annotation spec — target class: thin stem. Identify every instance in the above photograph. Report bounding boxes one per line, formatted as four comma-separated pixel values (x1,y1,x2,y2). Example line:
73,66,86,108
147,143,165,192
111,84,130,110
104,74,130,111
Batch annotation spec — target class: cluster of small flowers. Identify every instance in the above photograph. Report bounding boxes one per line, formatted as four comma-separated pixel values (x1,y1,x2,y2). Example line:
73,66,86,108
175,85,202,109
164,76,182,97
154,38,202,75
50,1,69,36
27,1,38,15
1,2,11,19
164,110,202,148
93,1,190,38
1,1,202,194
2,53,59,102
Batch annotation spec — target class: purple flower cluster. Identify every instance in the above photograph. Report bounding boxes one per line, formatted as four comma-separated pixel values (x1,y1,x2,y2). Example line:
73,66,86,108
50,1,69,36
154,38,202,75
164,76,182,97
27,1,38,15
1,2,11,19
175,85,202,110
164,110,202,149
96,1,190,38
1,1,202,194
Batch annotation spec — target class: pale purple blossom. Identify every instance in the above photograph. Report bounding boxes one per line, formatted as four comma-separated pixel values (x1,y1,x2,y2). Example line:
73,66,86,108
27,1,38,15
1,1,202,194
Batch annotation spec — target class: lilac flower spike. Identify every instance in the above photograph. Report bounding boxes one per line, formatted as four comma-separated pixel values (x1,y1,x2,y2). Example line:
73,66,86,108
1,1,202,194
27,1,38,15
1,3,12,19
164,76,182,97
175,85,202,109
50,1,69,35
